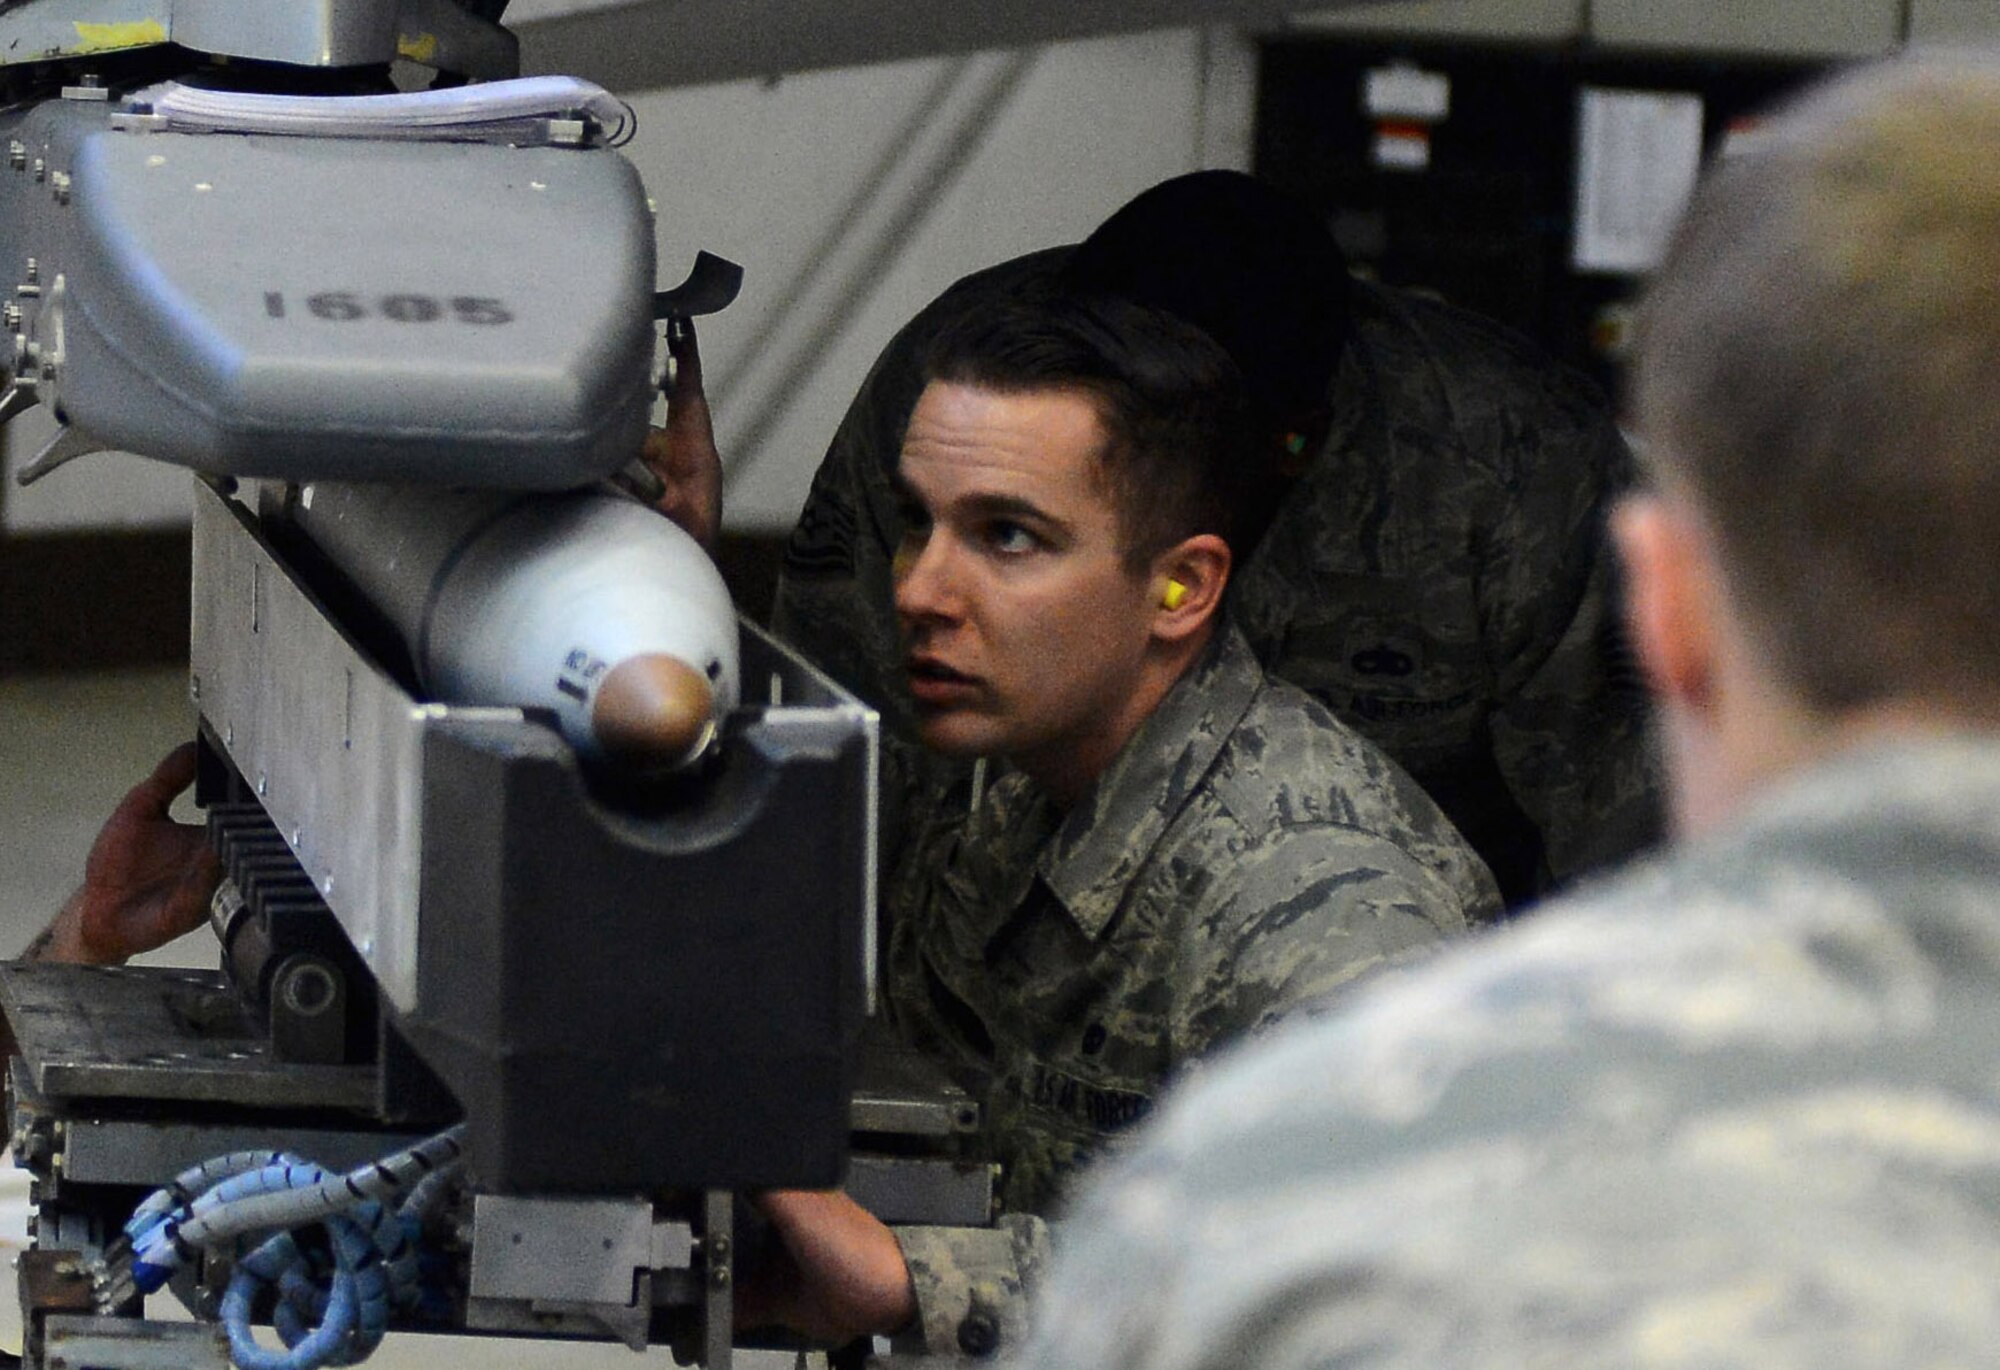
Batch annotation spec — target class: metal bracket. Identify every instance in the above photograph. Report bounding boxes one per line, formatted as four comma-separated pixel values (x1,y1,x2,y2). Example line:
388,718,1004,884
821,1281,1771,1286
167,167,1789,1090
14,422,100,487
0,379,38,426
701,1189,733,1370
653,251,744,322
37,1315,229,1370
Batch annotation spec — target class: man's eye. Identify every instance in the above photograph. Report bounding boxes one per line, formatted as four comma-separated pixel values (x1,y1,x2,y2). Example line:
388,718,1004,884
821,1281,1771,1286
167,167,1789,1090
987,522,1039,555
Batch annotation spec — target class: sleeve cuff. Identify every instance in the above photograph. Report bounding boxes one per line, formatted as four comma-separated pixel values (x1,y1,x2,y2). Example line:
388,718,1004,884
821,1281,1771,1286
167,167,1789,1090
892,1214,1049,1359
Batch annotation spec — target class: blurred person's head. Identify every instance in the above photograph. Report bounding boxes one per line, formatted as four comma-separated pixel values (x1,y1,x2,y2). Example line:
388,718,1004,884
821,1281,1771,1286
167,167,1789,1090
1063,169,1350,504
1619,50,2000,834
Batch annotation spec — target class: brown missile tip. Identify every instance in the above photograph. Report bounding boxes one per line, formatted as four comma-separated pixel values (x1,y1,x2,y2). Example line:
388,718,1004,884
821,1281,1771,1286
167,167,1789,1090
591,653,717,769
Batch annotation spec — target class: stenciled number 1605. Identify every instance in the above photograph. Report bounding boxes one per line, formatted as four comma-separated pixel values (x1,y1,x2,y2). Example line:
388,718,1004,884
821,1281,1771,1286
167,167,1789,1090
263,292,514,325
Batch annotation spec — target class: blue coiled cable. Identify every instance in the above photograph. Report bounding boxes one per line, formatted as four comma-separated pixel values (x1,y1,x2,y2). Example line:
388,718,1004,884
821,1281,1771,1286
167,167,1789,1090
117,1127,464,1370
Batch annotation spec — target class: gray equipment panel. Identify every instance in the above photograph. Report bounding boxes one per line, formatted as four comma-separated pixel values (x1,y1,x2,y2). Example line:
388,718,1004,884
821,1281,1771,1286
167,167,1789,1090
847,1154,995,1229
192,479,449,1012
850,1021,980,1138
0,963,376,1110
0,95,655,487
41,1315,230,1370
190,479,880,1020
0,0,516,75
470,1195,669,1304
59,1118,422,1187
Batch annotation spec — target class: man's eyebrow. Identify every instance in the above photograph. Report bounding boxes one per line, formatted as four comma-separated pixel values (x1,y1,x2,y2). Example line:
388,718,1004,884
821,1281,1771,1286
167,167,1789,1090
892,476,1059,529
957,492,1061,528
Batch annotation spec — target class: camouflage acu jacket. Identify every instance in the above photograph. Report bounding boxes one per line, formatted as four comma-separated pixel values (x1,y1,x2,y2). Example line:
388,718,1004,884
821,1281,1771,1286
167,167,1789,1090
774,250,1660,906
883,625,1499,1359
1016,736,2000,1369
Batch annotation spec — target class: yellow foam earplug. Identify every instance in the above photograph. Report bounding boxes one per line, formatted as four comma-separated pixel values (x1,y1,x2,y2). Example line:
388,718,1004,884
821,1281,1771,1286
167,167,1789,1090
1161,578,1189,611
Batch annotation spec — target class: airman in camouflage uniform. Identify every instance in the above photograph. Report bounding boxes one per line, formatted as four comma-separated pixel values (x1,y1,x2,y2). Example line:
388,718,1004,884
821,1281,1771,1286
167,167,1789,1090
776,185,1659,907
1014,52,2000,1367
885,624,1498,1356
734,285,1496,1360
1016,739,2000,1369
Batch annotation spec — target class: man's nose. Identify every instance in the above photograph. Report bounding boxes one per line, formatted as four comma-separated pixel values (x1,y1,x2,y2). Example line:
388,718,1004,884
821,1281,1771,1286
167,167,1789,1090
893,533,959,623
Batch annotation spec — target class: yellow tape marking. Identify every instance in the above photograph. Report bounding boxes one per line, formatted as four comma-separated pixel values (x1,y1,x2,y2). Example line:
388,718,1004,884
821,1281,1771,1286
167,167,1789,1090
70,20,168,53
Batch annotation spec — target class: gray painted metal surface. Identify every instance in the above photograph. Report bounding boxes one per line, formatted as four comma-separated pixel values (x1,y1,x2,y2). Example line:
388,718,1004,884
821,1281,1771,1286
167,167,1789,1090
0,0,515,73
192,480,452,1012
512,0,1409,89
702,1189,733,1370
41,1315,230,1370
469,1194,670,1304
60,1118,422,1186
171,0,403,65
0,963,377,1109
1292,0,1581,41
65,116,651,485
846,1153,996,1228
1589,0,1900,56
466,1196,710,1352
1910,0,2000,41
850,1022,980,1138
0,91,654,490
193,481,880,1021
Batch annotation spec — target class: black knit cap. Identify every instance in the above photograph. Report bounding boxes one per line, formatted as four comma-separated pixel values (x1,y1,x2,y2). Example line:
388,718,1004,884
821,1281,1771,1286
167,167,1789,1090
1059,170,1351,428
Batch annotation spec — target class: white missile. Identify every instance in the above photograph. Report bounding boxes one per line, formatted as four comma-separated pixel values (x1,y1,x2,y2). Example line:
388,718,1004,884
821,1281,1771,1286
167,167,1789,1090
282,482,739,771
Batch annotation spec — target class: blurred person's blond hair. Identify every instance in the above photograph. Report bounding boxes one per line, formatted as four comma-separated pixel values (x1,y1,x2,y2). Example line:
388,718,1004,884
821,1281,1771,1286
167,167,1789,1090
1635,49,2000,713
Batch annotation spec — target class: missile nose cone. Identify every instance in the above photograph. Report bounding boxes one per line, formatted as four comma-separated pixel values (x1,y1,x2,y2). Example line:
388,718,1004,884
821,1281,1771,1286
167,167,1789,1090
592,653,717,768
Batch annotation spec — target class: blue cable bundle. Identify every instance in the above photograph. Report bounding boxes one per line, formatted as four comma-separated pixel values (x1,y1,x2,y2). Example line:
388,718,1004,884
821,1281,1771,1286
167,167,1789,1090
112,1127,465,1370
218,1190,396,1370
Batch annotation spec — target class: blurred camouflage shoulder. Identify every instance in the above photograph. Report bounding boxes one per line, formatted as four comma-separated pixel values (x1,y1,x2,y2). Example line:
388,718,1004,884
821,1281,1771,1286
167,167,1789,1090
1014,736,2000,1369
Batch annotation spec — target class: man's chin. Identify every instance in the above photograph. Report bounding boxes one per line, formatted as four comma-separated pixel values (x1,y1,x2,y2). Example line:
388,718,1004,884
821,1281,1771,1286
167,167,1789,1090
913,710,1002,760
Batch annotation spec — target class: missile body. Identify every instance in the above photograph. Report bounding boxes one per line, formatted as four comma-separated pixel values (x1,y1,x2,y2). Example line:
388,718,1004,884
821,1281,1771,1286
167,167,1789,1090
283,483,739,771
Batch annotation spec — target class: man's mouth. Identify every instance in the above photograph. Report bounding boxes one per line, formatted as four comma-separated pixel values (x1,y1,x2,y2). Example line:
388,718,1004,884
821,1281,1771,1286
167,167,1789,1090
907,656,979,705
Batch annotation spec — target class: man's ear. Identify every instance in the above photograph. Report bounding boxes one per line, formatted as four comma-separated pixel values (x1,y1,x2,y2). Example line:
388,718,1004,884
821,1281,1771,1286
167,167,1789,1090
1613,494,1719,716
1149,533,1231,645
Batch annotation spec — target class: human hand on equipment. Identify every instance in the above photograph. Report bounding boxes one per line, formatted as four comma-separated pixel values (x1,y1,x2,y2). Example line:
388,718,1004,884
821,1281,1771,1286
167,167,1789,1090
627,317,723,552
734,1189,916,1347
30,741,221,965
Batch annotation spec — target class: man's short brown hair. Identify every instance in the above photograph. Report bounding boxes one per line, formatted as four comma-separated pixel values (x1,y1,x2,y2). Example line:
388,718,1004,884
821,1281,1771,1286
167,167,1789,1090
1635,51,2000,710
921,292,1262,567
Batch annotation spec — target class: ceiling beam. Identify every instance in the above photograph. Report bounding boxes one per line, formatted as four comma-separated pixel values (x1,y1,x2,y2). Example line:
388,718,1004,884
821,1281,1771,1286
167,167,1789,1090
509,0,1408,89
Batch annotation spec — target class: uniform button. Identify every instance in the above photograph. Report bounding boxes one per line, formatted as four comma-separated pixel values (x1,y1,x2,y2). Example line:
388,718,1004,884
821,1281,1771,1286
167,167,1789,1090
957,1310,1000,1358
